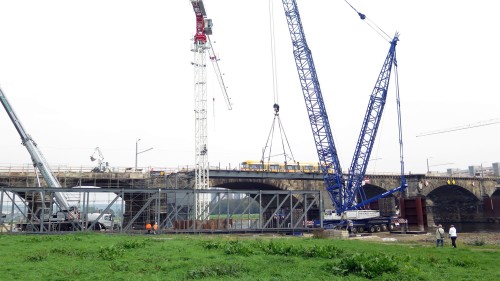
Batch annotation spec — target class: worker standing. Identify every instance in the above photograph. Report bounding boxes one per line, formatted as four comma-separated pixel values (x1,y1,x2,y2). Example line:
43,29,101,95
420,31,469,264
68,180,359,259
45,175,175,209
145,222,152,234
153,222,159,235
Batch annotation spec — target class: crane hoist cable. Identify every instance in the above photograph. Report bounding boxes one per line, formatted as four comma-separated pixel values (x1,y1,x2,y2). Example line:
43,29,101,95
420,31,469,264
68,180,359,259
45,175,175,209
259,0,296,167
344,0,392,43
269,0,279,105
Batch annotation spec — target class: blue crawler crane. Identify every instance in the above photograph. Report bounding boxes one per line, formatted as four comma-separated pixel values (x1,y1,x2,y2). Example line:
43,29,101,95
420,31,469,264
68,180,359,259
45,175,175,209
279,0,407,232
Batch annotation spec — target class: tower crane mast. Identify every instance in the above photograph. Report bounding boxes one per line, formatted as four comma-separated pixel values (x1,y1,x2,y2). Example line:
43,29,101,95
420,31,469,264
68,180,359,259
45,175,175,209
189,0,231,219
190,0,210,219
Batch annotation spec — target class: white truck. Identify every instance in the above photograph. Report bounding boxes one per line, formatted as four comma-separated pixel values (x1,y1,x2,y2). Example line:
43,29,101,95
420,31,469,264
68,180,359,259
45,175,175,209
86,212,115,230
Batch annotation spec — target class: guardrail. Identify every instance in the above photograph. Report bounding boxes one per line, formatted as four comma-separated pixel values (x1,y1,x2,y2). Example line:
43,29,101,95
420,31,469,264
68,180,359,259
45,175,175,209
0,163,184,174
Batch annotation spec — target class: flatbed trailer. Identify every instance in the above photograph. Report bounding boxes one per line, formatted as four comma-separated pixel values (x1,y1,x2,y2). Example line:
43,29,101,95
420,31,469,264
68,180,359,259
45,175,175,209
314,216,398,233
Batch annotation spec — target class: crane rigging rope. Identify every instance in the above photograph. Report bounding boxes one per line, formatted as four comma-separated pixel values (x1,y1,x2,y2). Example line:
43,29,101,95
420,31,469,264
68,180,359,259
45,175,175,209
344,0,392,42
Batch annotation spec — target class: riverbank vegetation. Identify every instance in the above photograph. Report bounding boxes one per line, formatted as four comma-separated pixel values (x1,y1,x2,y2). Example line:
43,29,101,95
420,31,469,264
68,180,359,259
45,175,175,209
0,232,498,280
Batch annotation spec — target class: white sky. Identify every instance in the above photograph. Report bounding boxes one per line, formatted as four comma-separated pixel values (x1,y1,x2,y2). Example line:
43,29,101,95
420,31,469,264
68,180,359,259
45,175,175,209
0,0,498,174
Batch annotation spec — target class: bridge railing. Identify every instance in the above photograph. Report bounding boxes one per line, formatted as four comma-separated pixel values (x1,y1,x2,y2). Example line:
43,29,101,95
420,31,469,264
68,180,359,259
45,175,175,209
0,163,183,175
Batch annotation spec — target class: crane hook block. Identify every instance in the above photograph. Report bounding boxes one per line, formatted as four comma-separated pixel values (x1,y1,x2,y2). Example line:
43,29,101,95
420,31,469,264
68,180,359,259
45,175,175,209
273,103,280,113
358,12,366,20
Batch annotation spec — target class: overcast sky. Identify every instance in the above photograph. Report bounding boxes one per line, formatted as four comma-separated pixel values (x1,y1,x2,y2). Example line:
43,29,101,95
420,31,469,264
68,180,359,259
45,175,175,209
0,0,498,174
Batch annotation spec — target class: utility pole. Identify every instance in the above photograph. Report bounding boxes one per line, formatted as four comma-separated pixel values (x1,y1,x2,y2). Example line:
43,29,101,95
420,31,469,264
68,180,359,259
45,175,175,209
135,139,153,171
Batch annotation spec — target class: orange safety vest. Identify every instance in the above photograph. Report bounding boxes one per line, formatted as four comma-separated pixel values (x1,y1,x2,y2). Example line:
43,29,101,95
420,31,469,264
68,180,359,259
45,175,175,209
146,223,152,230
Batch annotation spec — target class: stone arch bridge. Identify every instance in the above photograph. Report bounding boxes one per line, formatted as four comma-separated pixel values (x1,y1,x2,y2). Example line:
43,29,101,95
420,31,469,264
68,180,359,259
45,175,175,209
1,169,499,229
208,170,500,227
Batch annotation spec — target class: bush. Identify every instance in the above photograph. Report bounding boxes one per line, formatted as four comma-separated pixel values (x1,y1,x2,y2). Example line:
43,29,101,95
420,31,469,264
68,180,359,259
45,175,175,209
187,264,247,279
326,253,400,279
447,257,478,268
223,240,254,256
117,239,146,249
98,245,124,260
25,253,48,262
201,240,223,250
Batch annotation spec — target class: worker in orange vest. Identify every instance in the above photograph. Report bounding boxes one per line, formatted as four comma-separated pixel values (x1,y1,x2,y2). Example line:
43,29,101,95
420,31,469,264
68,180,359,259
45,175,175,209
153,222,159,235
145,222,152,234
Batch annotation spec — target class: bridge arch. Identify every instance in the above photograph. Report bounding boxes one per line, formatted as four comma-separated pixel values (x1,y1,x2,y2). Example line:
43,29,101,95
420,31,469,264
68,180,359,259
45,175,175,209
425,184,481,223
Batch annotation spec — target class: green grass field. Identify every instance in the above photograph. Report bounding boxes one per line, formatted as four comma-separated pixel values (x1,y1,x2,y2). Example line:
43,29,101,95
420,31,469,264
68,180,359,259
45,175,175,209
0,233,498,281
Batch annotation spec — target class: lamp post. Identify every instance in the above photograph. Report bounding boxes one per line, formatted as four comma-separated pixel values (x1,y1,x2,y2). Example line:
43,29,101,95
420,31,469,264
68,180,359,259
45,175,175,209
135,139,153,171
426,157,432,173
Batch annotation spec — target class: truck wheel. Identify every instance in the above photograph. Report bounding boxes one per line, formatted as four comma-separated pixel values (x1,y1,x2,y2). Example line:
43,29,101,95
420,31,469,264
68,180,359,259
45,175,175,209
369,226,375,233
357,227,364,233
375,225,381,232
381,224,388,231
351,227,357,234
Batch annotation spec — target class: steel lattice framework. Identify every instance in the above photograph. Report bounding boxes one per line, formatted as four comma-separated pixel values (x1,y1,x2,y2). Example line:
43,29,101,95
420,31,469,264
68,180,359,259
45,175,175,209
280,0,344,210
190,0,212,219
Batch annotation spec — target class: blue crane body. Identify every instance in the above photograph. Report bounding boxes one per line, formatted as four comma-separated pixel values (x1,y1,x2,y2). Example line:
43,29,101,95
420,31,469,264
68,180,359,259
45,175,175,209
279,0,344,212
279,0,406,231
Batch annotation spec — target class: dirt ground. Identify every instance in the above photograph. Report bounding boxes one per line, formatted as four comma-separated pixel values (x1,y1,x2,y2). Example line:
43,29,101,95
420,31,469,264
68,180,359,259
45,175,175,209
349,231,500,247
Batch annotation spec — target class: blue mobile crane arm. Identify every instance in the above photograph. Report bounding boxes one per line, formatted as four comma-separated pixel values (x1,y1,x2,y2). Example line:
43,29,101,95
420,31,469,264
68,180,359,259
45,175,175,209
343,34,401,212
279,0,344,210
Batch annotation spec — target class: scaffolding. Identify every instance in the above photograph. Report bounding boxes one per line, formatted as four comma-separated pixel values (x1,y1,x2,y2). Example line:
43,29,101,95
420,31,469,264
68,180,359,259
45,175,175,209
1,187,320,234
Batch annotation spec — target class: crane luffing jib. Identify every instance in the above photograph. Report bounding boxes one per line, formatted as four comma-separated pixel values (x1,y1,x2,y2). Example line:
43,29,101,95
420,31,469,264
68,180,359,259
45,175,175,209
207,36,232,110
344,34,400,212
280,0,344,209
0,88,70,211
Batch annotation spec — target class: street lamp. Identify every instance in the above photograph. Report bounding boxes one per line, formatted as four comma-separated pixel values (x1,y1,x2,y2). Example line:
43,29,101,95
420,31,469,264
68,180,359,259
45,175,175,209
135,139,153,171
426,157,432,173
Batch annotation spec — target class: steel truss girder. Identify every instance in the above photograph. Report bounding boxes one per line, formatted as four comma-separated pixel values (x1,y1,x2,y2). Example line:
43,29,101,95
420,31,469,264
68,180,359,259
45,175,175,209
1,187,320,233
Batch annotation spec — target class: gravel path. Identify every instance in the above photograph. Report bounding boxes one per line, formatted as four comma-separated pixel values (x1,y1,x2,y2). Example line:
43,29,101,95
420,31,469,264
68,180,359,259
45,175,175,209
352,231,500,247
